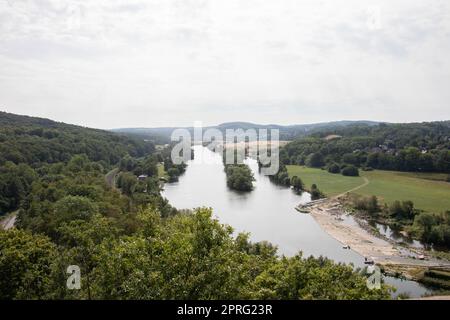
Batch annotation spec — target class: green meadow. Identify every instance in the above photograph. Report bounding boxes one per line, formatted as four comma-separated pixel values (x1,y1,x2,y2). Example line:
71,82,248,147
286,165,365,196
286,165,450,213
157,163,168,179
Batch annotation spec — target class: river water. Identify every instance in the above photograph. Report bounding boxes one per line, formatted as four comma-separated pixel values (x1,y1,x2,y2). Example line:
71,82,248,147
162,146,433,298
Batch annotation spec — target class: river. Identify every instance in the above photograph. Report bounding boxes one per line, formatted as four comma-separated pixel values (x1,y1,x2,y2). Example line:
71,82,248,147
162,145,434,298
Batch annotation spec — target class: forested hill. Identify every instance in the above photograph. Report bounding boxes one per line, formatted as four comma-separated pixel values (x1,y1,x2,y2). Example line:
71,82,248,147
0,111,154,166
0,111,155,215
280,121,450,173
113,120,380,142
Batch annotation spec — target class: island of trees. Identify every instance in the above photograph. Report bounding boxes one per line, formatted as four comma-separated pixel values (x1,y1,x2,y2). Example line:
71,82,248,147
225,164,255,191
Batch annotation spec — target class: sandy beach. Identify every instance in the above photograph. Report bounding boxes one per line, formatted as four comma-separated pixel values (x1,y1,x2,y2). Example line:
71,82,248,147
302,198,450,276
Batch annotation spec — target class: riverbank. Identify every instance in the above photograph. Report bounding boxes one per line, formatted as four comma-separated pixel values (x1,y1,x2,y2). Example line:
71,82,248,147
301,198,450,281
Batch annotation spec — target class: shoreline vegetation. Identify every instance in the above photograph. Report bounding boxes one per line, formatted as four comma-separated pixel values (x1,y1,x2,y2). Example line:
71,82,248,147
289,168,450,291
278,120,450,287
287,166,450,248
301,196,450,290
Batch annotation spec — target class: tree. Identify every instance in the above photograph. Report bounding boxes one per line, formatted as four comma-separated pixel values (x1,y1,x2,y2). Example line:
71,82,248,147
119,155,137,172
367,195,379,214
116,172,137,196
251,255,390,300
310,184,324,200
0,162,37,213
167,167,180,182
341,165,359,176
0,229,56,299
306,153,324,168
290,176,304,192
327,163,340,174
54,196,98,224
412,211,450,246
269,165,291,186
389,200,416,221
342,153,358,165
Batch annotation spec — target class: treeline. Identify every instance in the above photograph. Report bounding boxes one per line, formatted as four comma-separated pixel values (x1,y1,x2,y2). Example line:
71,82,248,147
0,112,154,166
160,144,189,182
347,195,450,248
280,122,450,173
0,112,154,215
265,164,325,200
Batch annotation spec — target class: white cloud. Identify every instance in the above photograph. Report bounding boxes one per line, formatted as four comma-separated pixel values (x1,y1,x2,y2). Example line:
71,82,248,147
0,0,449,128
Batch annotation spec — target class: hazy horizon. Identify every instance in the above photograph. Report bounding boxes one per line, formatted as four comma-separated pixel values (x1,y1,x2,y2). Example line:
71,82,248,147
4,109,450,131
1,0,450,129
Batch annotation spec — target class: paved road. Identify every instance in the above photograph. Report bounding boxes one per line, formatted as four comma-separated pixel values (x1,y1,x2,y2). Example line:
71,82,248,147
105,168,119,189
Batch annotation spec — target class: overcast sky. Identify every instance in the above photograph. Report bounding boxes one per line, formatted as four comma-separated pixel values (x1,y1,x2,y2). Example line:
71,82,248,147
1,0,450,129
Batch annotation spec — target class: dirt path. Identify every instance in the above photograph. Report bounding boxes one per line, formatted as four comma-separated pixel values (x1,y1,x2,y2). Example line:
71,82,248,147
334,176,369,199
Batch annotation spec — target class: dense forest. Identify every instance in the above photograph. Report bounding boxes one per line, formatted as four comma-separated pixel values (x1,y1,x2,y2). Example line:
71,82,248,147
0,112,154,215
280,121,450,173
0,112,390,300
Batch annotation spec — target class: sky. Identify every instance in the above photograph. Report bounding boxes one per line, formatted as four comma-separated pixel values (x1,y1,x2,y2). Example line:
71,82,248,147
1,0,450,129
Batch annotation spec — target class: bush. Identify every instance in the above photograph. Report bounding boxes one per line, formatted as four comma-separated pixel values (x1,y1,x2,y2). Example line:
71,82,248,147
269,165,290,186
352,195,379,214
389,200,416,220
290,176,304,192
341,165,359,176
327,163,340,174
310,184,325,200
306,153,325,168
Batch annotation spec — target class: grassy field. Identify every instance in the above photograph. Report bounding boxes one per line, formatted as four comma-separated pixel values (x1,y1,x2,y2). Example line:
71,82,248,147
356,170,450,213
286,165,365,196
157,163,168,179
286,165,450,213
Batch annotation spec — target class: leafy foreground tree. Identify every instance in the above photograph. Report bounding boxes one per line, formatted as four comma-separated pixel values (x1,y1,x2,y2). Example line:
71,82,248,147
1,208,391,300
0,229,56,299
